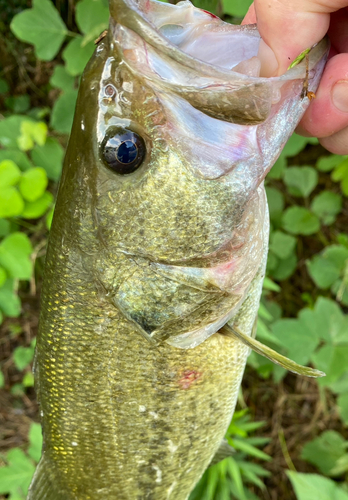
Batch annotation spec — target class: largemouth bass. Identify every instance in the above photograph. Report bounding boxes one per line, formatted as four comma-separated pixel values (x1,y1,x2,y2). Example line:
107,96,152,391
28,1,328,499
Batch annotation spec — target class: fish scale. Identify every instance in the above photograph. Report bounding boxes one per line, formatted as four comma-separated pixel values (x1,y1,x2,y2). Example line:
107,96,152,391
33,242,257,499
28,0,328,498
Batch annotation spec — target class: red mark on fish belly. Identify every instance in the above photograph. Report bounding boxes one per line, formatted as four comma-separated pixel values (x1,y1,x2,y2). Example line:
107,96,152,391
179,370,202,389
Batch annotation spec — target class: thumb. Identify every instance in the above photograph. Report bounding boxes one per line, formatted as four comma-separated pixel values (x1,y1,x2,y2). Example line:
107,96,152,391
253,0,342,75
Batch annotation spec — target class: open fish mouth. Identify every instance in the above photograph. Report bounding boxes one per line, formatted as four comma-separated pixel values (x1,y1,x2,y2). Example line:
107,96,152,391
110,0,329,125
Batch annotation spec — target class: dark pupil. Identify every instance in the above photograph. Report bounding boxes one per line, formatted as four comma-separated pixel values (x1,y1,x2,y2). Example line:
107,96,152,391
117,141,138,164
101,128,146,175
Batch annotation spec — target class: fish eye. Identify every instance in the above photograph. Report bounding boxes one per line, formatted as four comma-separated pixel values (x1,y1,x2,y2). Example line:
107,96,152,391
101,128,146,174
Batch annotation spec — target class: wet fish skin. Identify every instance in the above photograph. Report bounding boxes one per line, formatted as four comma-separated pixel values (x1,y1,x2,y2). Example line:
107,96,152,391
28,1,328,499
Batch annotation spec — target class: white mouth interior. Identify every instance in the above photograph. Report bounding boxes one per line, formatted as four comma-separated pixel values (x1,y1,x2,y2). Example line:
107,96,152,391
159,23,261,75
140,0,262,76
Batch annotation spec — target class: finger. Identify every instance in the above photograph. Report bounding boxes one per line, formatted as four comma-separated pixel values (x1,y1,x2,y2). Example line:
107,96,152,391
297,54,348,138
320,125,348,155
253,0,347,75
328,8,348,53
242,4,257,24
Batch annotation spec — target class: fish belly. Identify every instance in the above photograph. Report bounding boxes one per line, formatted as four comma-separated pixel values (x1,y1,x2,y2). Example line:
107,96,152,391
29,312,247,499
28,247,265,500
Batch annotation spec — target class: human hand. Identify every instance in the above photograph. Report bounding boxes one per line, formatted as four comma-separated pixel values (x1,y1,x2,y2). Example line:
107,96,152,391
243,0,348,154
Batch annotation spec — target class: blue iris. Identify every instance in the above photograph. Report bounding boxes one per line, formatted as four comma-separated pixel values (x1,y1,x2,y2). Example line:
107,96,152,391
117,141,138,164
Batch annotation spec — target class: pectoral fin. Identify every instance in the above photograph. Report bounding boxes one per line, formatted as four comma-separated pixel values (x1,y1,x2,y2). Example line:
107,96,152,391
209,438,235,467
220,324,325,378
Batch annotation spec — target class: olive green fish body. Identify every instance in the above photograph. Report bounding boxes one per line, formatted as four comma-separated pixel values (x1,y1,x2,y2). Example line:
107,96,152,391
29,2,328,498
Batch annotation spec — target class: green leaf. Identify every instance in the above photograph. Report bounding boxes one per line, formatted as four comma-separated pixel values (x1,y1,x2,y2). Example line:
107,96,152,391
5,95,31,114
0,232,32,280
282,134,311,157
50,65,75,92
317,154,345,172
0,116,27,149
50,90,78,134
271,253,297,281
13,346,35,371
232,438,271,461
10,0,68,61
332,158,348,196
8,491,24,500
22,191,54,219
19,167,48,202
269,231,297,259
0,150,33,172
301,430,347,476
307,246,348,290
311,191,342,225
256,320,283,347
226,458,247,500
76,0,109,45
341,175,348,197
0,160,21,188
31,137,64,181
28,423,43,463
282,206,320,235
332,158,348,182
17,121,47,151
0,219,11,237
0,280,21,317
266,252,279,273
299,297,345,344
222,0,252,17
338,393,348,426
267,153,287,180
288,48,311,70
258,304,273,321
323,245,348,272
46,207,55,230
0,448,35,495
287,471,348,500
0,370,4,388
332,279,348,307
27,107,50,121
337,233,348,249
0,78,9,94
0,187,24,218
307,256,341,289
272,318,320,367
328,372,348,394
312,344,348,386
0,267,6,287
11,383,25,396
284,166,318,197
22,371,35,388
262,277,281,292
265,187,284,226
63,37,95,76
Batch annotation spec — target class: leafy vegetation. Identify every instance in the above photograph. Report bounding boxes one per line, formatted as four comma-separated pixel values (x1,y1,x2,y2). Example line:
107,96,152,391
190,410,271,500
0,1,348,500
0,423,42,500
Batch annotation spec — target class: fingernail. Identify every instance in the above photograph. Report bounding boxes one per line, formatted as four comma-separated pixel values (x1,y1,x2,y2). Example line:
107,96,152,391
332,81,348,113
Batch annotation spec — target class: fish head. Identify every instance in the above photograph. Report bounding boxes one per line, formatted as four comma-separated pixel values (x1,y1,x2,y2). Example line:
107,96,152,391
61,0,328,347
